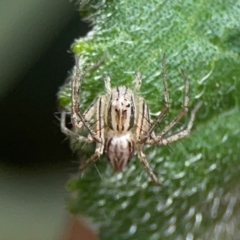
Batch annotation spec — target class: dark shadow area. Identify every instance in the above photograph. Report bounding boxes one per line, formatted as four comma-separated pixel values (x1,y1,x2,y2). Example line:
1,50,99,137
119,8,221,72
0,13,90,168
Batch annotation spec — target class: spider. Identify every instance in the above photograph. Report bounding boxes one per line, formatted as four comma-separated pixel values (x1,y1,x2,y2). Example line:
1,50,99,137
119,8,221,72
60,54,202,185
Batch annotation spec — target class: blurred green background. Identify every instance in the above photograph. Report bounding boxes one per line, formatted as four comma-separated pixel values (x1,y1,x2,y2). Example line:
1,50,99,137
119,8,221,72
0,1,90,239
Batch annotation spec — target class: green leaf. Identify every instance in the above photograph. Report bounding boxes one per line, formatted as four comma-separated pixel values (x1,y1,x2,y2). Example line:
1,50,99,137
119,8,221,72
59,1,240,239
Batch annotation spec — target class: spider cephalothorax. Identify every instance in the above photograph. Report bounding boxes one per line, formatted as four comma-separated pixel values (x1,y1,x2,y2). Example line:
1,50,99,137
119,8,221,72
104,86,136,171
61,55,202,185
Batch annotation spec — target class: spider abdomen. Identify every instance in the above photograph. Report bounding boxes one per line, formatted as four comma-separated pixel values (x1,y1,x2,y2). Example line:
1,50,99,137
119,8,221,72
105,133,135,171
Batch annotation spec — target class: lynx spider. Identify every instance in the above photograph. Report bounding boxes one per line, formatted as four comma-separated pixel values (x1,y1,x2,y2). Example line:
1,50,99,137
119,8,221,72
61,54,202,185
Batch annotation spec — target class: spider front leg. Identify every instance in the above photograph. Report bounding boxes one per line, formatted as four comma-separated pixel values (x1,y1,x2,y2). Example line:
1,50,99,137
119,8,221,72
71,55,106,143
138,54,170,144
69,54,107,170
134,71,142,91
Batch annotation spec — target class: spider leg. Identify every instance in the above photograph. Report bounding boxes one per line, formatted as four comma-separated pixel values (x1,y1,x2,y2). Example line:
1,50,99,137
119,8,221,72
136,97,152,139
147,68,190,144
134,71,142,91
60,110,74,136
60,111,91,142
60,97,99,142
79,96,106,171
79,142,104,171
137,145,161,185
103,76,111,94
138,54,169,143
71,55,106,143
147,101,202,145
135,97,161,185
